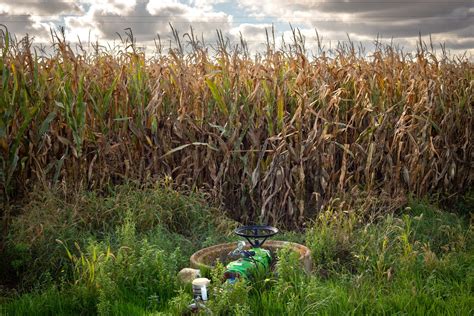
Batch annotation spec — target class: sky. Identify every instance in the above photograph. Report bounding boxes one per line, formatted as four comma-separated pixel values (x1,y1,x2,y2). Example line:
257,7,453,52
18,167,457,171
0,0,473,57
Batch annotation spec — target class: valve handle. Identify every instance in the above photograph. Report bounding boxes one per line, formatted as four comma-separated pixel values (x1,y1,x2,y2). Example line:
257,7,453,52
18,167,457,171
234,225,278,248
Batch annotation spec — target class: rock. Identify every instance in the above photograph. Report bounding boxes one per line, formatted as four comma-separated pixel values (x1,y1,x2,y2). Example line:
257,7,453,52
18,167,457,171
177,268,201,284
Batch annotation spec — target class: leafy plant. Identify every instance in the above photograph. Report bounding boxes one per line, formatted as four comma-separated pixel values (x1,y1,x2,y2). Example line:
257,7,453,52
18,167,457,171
0,24,471,231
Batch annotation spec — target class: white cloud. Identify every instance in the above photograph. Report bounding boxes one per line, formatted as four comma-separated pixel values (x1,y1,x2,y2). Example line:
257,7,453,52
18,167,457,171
54,0,232,49
0,0,82,41
0,0,81,16
228,23,274,51
83,0,137,15
0,0,471,56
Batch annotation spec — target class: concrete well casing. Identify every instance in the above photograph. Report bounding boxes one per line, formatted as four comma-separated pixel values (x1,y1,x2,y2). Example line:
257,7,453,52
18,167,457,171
190,240,312,274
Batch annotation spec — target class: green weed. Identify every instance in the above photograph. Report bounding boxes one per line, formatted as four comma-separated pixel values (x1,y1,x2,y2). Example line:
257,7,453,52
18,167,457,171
2,188,473,315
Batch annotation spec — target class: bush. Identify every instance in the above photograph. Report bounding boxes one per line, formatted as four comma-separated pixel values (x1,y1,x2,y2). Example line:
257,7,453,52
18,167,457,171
3,183,232,294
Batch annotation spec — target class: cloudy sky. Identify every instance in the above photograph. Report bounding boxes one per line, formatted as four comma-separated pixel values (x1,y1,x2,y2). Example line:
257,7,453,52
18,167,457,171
0,0,473,56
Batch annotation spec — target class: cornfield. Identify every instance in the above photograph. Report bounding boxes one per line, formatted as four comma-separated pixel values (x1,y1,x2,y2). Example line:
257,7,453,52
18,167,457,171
1,26,473,229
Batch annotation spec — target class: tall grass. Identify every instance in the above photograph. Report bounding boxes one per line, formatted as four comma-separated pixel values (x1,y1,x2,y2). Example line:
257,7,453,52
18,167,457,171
0,26,472,231
2,187,472,315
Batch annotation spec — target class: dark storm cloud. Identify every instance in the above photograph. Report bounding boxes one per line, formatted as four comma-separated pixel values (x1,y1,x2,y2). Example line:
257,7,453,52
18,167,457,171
237,0,473,54
304,17,473,38
310,0,473,38
441,37,474,50
307,0,468,15
238,0,473,36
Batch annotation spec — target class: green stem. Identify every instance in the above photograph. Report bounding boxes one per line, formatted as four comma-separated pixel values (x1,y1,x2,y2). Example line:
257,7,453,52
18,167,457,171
0,185,9,254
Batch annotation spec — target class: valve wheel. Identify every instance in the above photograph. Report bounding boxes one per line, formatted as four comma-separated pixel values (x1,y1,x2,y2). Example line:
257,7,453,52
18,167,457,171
234,225,278,248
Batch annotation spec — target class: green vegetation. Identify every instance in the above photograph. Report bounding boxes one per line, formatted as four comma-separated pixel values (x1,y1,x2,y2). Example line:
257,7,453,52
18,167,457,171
1,26,472,232
1,185,472,315
1,25,472,315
